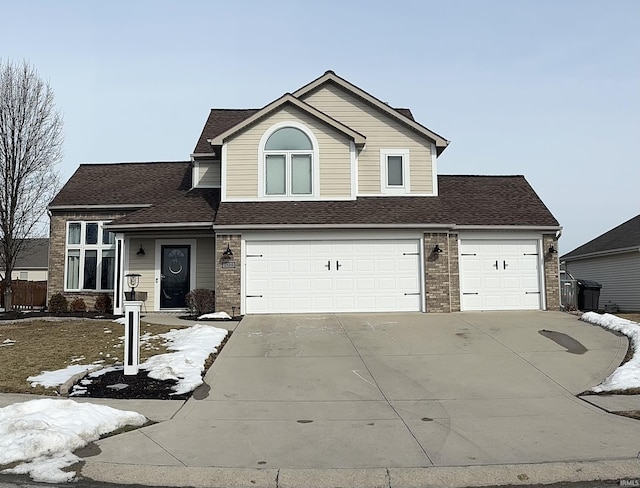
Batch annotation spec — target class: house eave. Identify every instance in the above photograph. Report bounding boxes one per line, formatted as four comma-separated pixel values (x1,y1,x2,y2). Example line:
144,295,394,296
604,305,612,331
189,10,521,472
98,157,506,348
48,204,153,212
213,223,456,231
453,225,562,232
562,246,640,262
105,222,213,231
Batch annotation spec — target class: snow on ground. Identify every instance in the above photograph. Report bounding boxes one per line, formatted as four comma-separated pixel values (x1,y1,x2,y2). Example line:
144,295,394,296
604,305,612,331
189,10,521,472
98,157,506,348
580,312,640,392
199,311,231,320
112,317,126,325
0,399,146,483
141,324,228,394
27,365,100,388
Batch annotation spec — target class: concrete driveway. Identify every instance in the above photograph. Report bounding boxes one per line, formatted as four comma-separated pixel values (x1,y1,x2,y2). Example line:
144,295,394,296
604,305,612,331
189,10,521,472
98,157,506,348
85,311,640,484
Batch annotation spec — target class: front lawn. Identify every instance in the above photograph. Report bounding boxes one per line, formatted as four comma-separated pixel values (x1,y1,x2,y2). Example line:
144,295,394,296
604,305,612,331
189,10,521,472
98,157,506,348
0,319,179,395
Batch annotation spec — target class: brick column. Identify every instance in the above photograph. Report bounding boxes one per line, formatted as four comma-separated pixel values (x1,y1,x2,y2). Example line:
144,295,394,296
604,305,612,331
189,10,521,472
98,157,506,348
215,234,241,316
543,234,560,310
424,232,453,312
448,233,460,312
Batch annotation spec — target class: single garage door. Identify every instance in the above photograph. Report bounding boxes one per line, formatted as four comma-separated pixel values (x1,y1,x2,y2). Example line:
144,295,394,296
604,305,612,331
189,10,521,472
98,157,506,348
245,239,421,313
460,239,542,311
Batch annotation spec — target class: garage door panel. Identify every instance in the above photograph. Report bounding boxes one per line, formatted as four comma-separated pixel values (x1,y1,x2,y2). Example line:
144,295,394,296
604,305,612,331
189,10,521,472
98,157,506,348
460,239,541,311
245,239,421,313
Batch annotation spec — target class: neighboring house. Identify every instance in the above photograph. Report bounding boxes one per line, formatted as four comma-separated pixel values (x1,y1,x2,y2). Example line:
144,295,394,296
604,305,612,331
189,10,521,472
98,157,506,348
48,71,561,315
561,214,640,312
1,238,49,282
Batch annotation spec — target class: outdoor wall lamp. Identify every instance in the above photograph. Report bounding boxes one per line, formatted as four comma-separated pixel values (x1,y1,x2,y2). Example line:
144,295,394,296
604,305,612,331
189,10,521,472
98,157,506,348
136,245,145,256
433,244,443,253
223,244,233,257
548,245,558,254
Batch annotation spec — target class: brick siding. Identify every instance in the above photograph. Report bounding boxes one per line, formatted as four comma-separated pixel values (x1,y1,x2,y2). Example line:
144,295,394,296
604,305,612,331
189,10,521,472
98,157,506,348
543,234,561,310
424,232,459,312
214,234,241,316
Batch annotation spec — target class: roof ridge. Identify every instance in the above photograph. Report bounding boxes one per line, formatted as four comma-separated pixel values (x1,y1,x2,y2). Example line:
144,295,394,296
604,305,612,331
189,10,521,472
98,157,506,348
78,160,191,167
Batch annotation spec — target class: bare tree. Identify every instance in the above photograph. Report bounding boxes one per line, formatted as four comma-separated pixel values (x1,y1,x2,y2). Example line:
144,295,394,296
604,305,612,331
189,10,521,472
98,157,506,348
0,60,62,310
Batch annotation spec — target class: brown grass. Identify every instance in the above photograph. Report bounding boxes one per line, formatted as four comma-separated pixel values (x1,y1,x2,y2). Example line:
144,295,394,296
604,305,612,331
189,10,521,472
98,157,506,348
0,319,184,395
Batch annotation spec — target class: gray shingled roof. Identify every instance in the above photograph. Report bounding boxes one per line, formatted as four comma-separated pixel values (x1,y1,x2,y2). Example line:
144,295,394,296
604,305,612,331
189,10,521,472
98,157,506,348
49,161,192,207
109,188,220,227
14,238,49,269
194,107,415,155
214,176,559,227
562,214,640,260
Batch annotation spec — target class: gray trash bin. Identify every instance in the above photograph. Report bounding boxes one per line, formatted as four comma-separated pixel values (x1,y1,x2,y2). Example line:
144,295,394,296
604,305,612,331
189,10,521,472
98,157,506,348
577,279,602,312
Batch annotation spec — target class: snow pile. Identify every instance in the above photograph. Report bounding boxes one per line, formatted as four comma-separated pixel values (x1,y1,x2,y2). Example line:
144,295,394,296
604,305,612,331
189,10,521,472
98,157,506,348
112,317,126,325
199,311,231,320
28,364,99,388
580,312,640,392
0,399,146,483
141,324,227,394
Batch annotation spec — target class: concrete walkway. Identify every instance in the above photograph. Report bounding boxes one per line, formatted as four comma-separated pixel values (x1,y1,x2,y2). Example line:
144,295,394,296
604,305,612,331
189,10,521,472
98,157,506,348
4,311,640,486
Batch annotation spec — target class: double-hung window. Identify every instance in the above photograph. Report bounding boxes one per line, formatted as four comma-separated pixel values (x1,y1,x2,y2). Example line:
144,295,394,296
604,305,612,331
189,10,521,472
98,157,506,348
264,127,313,196
65,222,116,291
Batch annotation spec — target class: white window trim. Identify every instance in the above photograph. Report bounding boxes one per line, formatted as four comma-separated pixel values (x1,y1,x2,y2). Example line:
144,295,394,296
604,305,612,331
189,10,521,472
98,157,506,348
380,149,410,195
258,121,320,200
64,221,116,292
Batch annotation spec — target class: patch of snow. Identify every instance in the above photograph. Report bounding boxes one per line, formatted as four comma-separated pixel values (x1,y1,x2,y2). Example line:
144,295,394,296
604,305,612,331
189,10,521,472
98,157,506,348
27,364,99,388
3,338,15,344
70,356,86,363
112,317,126,325
198,311,231,320
141,324,227,395
0,399,146,483
87,365,123,378
580,312,640,392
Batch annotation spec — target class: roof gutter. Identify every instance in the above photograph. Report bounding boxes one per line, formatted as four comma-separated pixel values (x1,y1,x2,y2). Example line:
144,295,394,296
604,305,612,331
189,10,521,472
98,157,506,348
105,222,213,231
452,225,563,232
48,204,152,211
562,246,640,262
213,223,457,231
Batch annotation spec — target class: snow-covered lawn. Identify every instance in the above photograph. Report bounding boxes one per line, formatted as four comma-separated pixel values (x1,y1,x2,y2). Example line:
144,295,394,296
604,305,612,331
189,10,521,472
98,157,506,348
580,312,640,392
0,399,146,483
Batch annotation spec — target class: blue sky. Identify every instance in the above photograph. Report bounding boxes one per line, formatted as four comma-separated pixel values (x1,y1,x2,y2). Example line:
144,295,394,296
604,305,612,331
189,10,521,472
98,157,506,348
2,0,638,253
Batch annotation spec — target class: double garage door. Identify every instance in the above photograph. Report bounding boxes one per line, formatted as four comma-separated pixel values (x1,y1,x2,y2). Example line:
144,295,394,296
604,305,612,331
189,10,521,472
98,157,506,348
245,239,421,313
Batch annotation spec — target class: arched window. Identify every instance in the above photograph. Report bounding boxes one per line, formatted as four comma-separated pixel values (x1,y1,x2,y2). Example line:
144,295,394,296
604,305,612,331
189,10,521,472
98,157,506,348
264,127,313,196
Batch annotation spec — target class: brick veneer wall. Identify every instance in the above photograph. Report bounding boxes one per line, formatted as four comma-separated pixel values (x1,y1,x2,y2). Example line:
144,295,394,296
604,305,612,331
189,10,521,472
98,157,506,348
424,232,458,312
48,211,128,308
214,234,241,316
543,234,560,310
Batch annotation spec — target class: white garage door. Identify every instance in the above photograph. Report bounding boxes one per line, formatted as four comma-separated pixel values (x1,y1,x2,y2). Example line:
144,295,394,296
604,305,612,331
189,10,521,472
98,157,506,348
460,239,542,311
245,239,421,313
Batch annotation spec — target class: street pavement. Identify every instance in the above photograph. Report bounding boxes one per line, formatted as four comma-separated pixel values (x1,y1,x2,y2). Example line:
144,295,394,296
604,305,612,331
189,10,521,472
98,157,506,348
3,311,640,487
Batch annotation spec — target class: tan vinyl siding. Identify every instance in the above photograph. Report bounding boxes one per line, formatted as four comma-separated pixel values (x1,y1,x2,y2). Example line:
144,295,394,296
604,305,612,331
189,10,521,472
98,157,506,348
196,161,221,188
565,252,640,312
127,238,156,307
225,105,351,199
302,83,434,195
196,236,216,289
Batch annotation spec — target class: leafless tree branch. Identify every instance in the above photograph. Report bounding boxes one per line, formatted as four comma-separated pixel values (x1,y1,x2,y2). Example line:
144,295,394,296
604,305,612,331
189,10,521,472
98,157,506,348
0,59,63,308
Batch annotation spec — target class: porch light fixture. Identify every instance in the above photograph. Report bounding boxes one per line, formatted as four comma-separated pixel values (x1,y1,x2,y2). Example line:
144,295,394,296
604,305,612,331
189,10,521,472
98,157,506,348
125,273,141,301
548,245,558,254
433,244,443,253
136,246,145,256
223,244,233,257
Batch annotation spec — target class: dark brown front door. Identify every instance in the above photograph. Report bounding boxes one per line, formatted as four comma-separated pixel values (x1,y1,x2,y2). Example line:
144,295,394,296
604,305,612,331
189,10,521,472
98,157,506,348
160,245,190,309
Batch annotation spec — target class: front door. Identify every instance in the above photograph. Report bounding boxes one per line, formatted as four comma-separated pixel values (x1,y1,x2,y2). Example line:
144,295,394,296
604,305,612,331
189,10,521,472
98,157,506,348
160,245,190,309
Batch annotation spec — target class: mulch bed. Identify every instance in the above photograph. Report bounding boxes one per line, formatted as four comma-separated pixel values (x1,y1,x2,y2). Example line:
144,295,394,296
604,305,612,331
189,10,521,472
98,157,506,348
78,368,190,400
0,310,119,322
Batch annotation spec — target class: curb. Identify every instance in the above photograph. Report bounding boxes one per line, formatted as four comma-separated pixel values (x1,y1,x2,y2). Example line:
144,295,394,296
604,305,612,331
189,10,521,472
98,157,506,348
80,459,640,488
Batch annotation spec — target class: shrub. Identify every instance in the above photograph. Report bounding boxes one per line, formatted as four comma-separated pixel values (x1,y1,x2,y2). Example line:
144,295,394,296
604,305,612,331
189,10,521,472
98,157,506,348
48,293,68,314
69,297,87,312
186,289,215,317
94,293,113,314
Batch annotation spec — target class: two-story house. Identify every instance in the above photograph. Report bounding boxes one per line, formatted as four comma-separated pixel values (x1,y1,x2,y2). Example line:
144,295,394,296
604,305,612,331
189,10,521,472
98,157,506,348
48,71,561,315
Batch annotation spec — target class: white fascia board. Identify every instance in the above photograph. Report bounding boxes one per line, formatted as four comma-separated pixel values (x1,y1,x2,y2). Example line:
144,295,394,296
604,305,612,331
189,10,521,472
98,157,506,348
106,222,213,230
214,223,454,231
562,246,640,261
453,225,562,232
48,204,152,211
431,142,438,196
